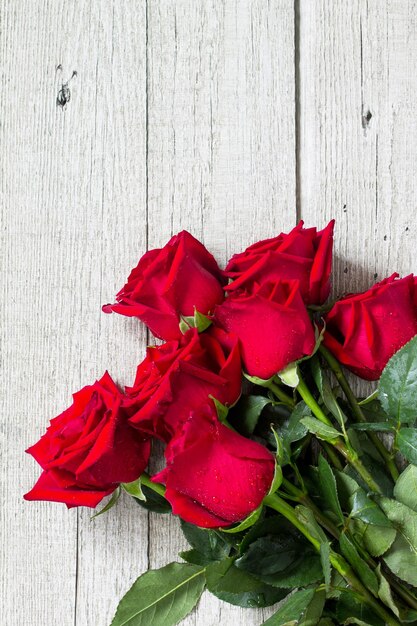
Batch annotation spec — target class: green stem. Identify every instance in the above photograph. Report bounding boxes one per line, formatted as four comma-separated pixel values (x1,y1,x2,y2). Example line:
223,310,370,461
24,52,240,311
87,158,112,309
321,441,344,470
264,493,401,626
140,472,166,497
268,381,295,408
296,372,382,494
319,345,399,481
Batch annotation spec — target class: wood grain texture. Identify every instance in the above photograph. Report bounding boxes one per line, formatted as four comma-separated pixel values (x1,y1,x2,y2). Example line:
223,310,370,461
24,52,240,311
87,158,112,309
298,0,417,296
146,1,295,624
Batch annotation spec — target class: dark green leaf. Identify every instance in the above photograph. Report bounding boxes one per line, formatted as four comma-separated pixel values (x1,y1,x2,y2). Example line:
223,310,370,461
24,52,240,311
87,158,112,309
179,549,214,566
379,334,417,426
110,562,205,626
320,541,332,592
378,496,417,586
180,521,230,562
318,454,344,523
349,489,392,527
236,536,303,577
348,423,395,432
349,519,396,557
232,395,272,435
261,588,316,625
339,533,378,595
394,464,417,512
336,591,385,626
295,505,328,543
301,589,326,626
258,553,323,589
284,401,311,442
206,558,287,608
134,485,171,514
397,429,417,464
375,564,400,618
300,417,340,442
360,398,390,423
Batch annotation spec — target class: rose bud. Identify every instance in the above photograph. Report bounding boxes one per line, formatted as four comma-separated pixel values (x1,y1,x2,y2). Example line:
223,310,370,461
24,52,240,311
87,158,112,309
152,402,275,528
225,220,335,305
323,273,417,381
24,372,151,508
126,327,241,442
103,231,225,340
214,280,316,380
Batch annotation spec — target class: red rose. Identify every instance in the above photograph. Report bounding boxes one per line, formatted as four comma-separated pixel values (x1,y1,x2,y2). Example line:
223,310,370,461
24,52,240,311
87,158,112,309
24,372,151,508
225,220,335,305
214,280,315,379
323,274,417,380
152,402,275,528
126,327,241,441
103,231,225,340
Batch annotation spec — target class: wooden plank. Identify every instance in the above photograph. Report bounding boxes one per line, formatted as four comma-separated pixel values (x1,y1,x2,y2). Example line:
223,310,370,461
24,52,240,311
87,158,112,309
298,0,417,298
71,2,148,625
147,1,295,624
0,1,148,625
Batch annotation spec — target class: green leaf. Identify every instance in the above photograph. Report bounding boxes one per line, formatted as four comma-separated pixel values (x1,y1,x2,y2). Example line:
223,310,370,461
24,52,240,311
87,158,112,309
269,462,283,495
257,553,323,589
244,372,275,388
394,464,417,512
232,395,272,435
210,396,229,423
91,487,121,519
110,562,205,626
180,521,230,563
277,363,299,388
358,390,379,406
261,588,316,625
179,549,214,566
375,564,400,617
236,536,301,577
122,479,146,501
284,401,311,443
378,496,417,586
379,334,417,426
311,357,347,426
339,533,379,596
397,428,417,464
220,505,263,534
349,489,392,527
300,417,340,442
134,485,171,514
206,558,287,608
318,454,344,523
300,589,326,626
193,309,212,333
349,519,396,557
320,541,332,592
295,505,328,544
336,591,385,626
348,422,395,432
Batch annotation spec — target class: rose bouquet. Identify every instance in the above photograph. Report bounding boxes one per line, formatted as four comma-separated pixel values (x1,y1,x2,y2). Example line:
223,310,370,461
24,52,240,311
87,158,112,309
25,223,417,625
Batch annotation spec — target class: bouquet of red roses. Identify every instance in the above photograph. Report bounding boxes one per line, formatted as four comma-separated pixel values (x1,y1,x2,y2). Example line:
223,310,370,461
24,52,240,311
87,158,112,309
25,223,417,625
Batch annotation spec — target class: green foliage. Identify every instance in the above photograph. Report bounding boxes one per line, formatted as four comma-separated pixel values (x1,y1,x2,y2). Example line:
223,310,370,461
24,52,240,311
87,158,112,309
180,521,230,563
231,394,272,435
379,334,417,426
91,487,121,519
261,588,320,625
134,485,171,514
394,465,417,512
318,454,344,523
335,591,385,626
206,557,287,608
378,496,417,587
397,429,417,465
339,533,379,596
300,417,341,442
110,562,205,626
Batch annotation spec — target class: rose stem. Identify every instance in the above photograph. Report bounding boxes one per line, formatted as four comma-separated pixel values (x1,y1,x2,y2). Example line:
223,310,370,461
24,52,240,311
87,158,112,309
263,493,402,626
296,372,383,494
280,477,417,611
140,472,166,497
319,345,399,481
267,381,295,408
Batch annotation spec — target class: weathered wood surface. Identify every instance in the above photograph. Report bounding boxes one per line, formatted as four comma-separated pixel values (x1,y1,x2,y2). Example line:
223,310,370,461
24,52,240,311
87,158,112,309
1,1,416,624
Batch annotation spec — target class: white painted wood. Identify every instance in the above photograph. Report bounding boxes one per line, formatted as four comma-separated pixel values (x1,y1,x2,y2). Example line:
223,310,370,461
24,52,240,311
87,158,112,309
298,0,417,296
146,1,295,624
0,1,148,625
